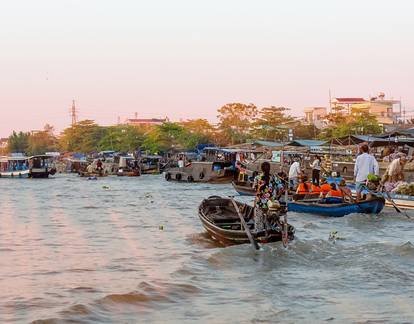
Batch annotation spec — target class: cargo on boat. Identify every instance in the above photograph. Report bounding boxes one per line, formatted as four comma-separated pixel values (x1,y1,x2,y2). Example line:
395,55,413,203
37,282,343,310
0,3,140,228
198,196,295,246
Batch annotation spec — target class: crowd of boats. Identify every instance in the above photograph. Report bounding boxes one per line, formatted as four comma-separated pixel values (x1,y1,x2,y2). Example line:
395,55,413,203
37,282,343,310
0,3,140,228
2,135,413,248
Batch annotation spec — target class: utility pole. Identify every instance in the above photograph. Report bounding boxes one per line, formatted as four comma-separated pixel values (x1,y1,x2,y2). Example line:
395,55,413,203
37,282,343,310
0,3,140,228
71,100,78,126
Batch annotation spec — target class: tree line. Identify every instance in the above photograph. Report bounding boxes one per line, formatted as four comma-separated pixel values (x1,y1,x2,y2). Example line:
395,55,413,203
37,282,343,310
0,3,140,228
5,103,383,155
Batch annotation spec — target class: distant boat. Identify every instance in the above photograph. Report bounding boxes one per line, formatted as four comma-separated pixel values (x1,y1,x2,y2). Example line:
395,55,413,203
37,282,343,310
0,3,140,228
288,196,385,217
0,155,56,178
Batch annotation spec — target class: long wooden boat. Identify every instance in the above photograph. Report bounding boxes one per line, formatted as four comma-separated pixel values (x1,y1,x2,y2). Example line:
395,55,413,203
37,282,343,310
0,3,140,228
198,196,295,246
232,181,256,196
288,196,385,217
165,161,235,183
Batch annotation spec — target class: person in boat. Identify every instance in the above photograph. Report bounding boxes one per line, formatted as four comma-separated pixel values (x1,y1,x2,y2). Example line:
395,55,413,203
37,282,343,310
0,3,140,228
296,175,311,195
381,153,408,191
310,155,322,186
310,181,321,194
319,177,331,197
326,182,343,199
277,168,288,185
338,179,352,201
354,144,379,200
86,163,94,174
288,158,302,191
253,162,283,233
96,159,103,172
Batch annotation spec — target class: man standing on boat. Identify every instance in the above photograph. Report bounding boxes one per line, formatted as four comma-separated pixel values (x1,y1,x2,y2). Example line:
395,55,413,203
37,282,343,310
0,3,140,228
354,144,379,200
288,158,301,190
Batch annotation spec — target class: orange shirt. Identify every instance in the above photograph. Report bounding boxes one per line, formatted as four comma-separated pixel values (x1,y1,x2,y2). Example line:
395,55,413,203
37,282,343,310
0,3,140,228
320,183,331,195
297,182,311,194
328,189,343,197
311,184,320,194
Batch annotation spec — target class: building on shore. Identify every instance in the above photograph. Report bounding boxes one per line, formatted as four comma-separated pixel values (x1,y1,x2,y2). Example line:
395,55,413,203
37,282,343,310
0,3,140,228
330,93,401,124
124,113,168,127
304,107,328,129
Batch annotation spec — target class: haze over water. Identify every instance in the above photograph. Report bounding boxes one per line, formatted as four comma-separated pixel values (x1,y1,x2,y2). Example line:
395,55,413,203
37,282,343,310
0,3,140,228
0,175,413,323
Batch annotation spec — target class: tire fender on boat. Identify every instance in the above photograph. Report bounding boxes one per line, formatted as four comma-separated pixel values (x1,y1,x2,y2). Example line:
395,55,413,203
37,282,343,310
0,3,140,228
176,173,182,181
199,172,205,180
165,172,171,181
187,175,194,182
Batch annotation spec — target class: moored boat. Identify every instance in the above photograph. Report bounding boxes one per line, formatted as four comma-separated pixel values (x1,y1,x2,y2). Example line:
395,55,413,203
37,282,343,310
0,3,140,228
198,196,295,246
165,161,234,183
288,196,385,217
0,155,56,178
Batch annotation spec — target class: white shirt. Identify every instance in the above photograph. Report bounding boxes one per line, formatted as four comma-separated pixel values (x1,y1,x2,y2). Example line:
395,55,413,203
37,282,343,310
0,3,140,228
310,159,321,170
289,161,301,179
354,153,379,182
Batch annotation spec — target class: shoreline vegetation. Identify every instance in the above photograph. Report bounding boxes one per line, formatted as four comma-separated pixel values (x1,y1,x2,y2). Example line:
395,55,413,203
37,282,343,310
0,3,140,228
3,103,384,155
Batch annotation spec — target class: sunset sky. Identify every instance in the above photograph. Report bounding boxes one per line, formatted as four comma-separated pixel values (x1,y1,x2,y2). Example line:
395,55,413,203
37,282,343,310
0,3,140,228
0,0,413,137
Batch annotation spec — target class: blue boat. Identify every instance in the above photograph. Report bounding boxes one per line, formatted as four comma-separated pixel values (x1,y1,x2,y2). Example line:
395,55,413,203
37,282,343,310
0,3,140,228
287,196,385,217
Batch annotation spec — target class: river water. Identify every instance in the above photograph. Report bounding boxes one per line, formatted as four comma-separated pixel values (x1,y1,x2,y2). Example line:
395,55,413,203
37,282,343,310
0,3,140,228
0,174,413,323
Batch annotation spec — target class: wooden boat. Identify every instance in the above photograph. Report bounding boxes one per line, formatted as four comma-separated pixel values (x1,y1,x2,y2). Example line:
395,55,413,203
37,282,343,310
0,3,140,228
198,196,295,246
79,171,107,178
139,154,162,174
232,181,256,196
165,161,234,183
288,196,385,217
347,183,414,210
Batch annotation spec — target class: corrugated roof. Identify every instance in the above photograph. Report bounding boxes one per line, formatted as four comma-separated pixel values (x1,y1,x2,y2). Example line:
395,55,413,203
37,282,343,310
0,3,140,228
335,98,366,103
287,140,328,147
254,140,286,147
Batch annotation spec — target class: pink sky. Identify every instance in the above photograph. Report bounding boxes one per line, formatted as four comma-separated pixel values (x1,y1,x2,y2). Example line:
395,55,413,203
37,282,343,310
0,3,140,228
1,0,413,137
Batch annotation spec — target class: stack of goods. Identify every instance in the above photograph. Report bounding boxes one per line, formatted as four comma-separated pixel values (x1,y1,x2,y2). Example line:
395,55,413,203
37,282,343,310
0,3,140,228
392,182,414,196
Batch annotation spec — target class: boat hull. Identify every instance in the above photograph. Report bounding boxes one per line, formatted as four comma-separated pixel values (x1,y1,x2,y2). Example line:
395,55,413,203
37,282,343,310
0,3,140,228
288,197,385,217
232,181,256,196
0,170,30,178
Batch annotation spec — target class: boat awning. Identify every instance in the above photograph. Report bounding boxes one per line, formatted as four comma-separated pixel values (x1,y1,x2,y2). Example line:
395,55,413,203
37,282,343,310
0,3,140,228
287,140,328,147
253,140,287,147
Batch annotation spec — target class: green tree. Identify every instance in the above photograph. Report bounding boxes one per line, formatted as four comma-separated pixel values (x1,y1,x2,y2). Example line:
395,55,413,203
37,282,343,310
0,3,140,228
253,106,295,140
98,125,145,152
27,124,57,155
217,103,258,145
293,124,320,140
7,131,30,153
320,112,382,139
59,120,105,153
